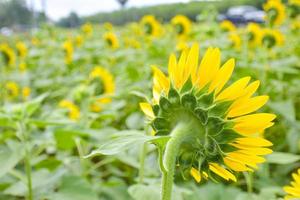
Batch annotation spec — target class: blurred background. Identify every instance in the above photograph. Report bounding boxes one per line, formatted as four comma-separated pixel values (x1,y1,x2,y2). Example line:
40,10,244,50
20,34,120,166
0,0,266,33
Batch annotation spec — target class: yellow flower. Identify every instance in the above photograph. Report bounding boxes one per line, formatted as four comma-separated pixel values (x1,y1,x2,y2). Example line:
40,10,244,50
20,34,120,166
0,43,16,66
62,40,73,64
171,15,191,37
288,0,300,18
141,15,162,37
75,35,83,47
263,0,286,26
89,66,115,112
246,23,262,47
31,37,40,46
103,32,119,49
22,87,31,100
140,44,275,183
16,41,28,58
228,33,242,50
19,62,27,73
59,100,80,121
124,37,141,49
284,168,300,199
176,40,189,52
261,28,284,48
5,81,19,98
103,22,113,30
220,20,236,32
81,23,93,36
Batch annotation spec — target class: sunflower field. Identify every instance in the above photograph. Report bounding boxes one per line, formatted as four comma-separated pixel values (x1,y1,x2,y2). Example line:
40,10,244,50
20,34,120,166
0,0,300,200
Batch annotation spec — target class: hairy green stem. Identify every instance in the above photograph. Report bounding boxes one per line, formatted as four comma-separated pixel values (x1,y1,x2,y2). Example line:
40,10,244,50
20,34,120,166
19,121,33,200
161,122,195,200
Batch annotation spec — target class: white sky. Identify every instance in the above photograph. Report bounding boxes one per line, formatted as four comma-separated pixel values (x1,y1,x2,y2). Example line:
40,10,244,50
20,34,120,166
26,0,189,20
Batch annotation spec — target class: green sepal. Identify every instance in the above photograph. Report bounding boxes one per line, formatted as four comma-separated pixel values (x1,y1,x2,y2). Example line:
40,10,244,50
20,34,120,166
204,138,219,157
206,117,225,135
155,129,170,136
194,107,208,125
214,129,240,144
181,93,197,110
197,92,214,108
152,104,160,116
180,77,193,94
168,87,180,105
152,117,169,131
159,96,172,112
208,101,232,118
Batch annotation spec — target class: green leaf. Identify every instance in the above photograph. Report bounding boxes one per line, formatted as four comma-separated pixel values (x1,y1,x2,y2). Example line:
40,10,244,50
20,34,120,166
0,141,24,178
0,114,17,129
85,130,167,158
128,184,160,200
269,100,295,122
266,152,300,164
49,175,98,200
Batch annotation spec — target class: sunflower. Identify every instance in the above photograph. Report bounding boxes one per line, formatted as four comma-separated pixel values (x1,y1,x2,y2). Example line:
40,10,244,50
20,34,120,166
103,22,113,31
75,35,83,47
59,100,80,121
19,62,27,73
0,43,16,66
22,87,31,100
140,44,275,199
171,15,191,37
263,0,286,26
176,40,189,52
5,81,19,99
89,66,115,112
284,169,300,199
81,22,93,36
261,28,284,48
16,41,28,58
103,32,119,49
288,0,300,18
228,33,242,50
246,23,262,47
62,40,73,64
141,15,162,37
220,20,236,32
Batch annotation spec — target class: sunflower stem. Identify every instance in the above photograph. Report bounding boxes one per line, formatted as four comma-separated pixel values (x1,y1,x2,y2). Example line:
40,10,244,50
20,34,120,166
139,143,147,184
161,122,194,200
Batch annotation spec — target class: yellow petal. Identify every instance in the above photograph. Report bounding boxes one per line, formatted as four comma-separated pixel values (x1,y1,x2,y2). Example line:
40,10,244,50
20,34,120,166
176,50,188,89
139,102,154,119
168,53,177,85
215,77,251,102
209,58,235,94
242,80,260,98
209,163,236,182
227,95,269,118
234,137,273,147
190,167,201,183
186,43,199,84
224,157,253,172
237,148,273,156
233,113,276,135
152,66,170,93
196,47,213,89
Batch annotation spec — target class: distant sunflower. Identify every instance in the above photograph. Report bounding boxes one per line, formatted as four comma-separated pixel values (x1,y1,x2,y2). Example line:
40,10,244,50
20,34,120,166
16,41,28,58
171,15,191,37
89,66,115,112
284,169,300,199
81,23,93,36
261,28,284,48
0,43,16,66
228,33,242,50
5,81,19,99
62,40,73,64
263,0,286,26
59,100,80,121
22,87,31,100
141,15,162,37
140,44,275,195
103,32,119,49
75,35,83,47
288,0,300,18
246,23,262,47
220,20,236,32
